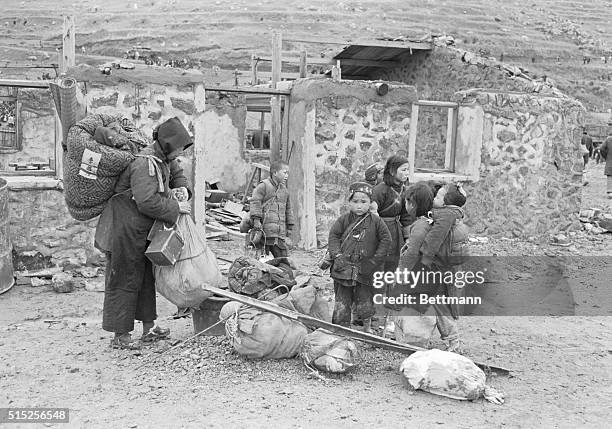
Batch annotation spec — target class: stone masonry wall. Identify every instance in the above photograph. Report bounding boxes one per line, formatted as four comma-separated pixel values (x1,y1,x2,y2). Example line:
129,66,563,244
376,48,549,101
8,189,99,268
456,90,585,236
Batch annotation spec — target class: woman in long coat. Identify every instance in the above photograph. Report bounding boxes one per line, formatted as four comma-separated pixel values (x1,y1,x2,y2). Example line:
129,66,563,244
95,117,193,349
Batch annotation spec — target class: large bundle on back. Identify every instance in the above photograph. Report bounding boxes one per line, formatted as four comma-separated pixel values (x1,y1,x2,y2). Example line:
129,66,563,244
64,113,149,221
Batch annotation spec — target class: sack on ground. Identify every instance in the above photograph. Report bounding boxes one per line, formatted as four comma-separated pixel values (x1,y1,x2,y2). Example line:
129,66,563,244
224,304,308,359
393,308,438,347
273,285,333,322
154,214,222,308
399,349,486,400
300,329,359,373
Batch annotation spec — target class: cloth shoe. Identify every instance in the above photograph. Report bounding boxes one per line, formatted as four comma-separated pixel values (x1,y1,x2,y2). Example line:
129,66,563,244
141,325,171,342
110,334,141,350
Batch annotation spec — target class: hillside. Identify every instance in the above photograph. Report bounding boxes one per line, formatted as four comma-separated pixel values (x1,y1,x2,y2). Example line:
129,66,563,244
1,0,611,113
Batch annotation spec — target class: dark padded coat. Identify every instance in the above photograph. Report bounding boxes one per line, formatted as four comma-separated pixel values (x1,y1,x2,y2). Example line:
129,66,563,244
600,136,612,176
250,177,295,239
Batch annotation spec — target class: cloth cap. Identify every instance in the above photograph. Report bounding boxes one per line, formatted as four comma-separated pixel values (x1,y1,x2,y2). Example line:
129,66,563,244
156,117,193,155
444,183,467,207
364,162,382,183
349,181,373,200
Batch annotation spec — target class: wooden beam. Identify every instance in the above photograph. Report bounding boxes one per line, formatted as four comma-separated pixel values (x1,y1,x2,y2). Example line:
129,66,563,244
270,31,282,164
271,31,282,88
0,79,50,88
61,16,75,74
193,83,207,231
445,108,454,171
408,104,419,181
270,95,281,163
416,100,459,108
255,56,398,68
299,50,307,78
283,36,433,50
281,96,290,161
203,85,290,95
250,54,258,85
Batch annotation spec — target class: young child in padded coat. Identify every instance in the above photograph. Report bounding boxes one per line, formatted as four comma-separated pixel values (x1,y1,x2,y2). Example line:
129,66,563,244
397,182,469,352
328,182,392,333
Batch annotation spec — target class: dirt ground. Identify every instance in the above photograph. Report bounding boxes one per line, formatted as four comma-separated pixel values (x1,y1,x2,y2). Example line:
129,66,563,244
0,162,611,428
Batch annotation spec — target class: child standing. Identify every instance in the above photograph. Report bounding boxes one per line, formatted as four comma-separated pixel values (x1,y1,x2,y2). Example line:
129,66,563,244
328,182,392,333
249,161,295,257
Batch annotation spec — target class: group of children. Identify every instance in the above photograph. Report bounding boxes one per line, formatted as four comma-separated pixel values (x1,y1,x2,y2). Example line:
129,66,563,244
248,156,469,352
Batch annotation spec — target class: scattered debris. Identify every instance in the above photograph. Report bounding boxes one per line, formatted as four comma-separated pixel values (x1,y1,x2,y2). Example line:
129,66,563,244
52,272,76,293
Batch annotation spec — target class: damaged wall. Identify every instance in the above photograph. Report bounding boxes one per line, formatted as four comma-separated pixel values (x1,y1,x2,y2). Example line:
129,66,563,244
455,90,585,236
375,47,557,101
288,79,418,248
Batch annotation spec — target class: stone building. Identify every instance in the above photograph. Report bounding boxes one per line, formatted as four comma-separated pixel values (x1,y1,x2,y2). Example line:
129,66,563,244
0,42,586,265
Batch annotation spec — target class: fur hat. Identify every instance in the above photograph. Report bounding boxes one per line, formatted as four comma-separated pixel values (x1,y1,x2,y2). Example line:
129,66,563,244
155,117,193,155
444,183,467,207
349,182,373,201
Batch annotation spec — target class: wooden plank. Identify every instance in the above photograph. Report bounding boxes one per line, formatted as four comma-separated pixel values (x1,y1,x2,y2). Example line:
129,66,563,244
256,55,398,68
283,36,433,50
270,95,282,163
281,96,290,161
193,83,207,231
299,50,307,78
61,16,76,73
250,54,258,85
271,31,282,88
416,100,459,108
449,107,458,173
204,85,290,95
445,108,454,171
0,79,50,88
54,113,63,180
408,104,419,181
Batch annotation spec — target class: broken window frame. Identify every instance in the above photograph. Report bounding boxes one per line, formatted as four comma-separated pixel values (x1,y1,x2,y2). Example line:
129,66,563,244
408,100,459,179
0,80,59,179
0,89,20,154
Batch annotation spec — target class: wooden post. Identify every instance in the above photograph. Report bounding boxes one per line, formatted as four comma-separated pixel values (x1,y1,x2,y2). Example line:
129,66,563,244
251,55,258,85
408,104,419,181
280,96,290,161
61,16,75,74
193,83,207,231
270,31,282,163
336,59,341,81
299,50,307,78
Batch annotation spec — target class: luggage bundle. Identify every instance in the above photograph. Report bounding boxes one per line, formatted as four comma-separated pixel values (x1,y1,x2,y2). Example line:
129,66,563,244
64,113,149,221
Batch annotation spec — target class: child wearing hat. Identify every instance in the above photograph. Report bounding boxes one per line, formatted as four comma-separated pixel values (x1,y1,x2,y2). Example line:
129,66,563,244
327,182,392,333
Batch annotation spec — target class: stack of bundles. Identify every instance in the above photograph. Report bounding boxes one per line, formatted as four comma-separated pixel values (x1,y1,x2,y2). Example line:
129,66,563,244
64,113,150,221
227,256,296,300
220,285,327,360
154,214,222,308
300,329,359,373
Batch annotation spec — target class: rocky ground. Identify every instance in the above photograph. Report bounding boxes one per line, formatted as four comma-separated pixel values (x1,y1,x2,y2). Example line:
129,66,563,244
1,161,611,428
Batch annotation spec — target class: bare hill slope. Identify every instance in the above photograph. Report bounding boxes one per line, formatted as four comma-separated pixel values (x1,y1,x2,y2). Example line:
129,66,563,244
1,0,610,112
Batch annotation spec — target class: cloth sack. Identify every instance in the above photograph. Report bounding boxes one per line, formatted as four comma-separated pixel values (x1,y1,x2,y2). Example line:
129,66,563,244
393,308,438,347
154,214,222,308
223,303,308,359
399,349,486,401
300,329,359,373
272,285,333,323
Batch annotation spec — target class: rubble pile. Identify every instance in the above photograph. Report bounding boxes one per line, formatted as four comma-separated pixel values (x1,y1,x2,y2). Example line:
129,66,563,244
578,208,612,235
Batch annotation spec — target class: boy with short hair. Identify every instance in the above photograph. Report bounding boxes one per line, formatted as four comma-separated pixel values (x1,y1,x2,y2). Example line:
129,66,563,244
249,161,295,257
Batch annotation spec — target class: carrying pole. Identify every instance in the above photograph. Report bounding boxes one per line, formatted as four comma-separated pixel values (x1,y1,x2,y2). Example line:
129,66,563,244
204,286,511,375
